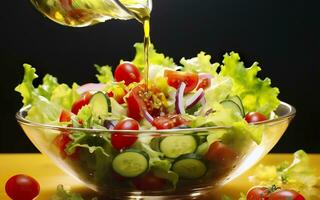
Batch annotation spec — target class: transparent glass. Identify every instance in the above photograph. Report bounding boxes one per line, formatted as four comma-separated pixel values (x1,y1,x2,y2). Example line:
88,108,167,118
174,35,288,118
30,0,152,27
16,102,295,199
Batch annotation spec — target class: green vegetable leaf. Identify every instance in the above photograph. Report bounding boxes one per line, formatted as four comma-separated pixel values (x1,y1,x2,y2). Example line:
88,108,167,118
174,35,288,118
180,51,219,76
51,83,80,110
15,64,38,106
249,150,320,199
76,105,93,128
37,74,59,100
204,76,233,105
220,52,280,116
26,97,61,125
95,64,114,84
50,185,84,200
131,43,175,70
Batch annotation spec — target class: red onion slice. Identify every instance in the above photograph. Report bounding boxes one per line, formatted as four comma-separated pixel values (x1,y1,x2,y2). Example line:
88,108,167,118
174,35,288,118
77,83,106,94
175,82,186,114
143,110,154,124
186,88,205,109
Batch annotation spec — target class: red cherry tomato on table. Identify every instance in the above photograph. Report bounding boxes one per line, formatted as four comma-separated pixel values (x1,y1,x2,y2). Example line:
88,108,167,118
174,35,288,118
204,141,238,168
152,114,188,129
164,70,199,93
247,186,270,200
71,91,92,114
245,112,268,123
5,174,40,200
114,62,141,85
132,172,167,190
269,189,305,200
111,118,139,150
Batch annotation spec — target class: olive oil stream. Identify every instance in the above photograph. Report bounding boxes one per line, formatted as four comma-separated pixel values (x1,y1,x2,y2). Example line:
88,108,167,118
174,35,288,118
30,0,152,88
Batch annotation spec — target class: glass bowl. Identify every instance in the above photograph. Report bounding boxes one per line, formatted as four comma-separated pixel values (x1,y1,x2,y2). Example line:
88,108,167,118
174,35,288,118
16,102,295,199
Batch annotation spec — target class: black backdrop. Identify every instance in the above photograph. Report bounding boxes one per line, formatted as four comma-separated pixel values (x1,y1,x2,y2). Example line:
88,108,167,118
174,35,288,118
0,0,319,153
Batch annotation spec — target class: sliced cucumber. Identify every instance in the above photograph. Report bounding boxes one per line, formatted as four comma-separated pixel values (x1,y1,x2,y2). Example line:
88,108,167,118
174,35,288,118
89,92,111,119
196,142,209,156
227,95,245,116
172,154,207,179
221,99,243,117
150,137,162,152
160,135,197,158
112,149,149,178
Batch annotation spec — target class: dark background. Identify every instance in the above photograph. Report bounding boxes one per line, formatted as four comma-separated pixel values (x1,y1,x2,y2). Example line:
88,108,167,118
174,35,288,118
0,0,319,153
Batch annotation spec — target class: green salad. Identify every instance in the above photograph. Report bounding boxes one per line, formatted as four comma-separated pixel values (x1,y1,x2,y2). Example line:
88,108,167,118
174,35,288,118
16,43,280,191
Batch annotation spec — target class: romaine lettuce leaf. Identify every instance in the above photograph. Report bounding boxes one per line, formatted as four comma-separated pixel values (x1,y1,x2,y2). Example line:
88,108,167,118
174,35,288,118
220,52,280,116
180,51,219,76
131,43,175,70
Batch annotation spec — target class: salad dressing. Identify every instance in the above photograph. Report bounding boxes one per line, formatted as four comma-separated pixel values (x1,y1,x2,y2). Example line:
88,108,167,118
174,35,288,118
30,0,152,88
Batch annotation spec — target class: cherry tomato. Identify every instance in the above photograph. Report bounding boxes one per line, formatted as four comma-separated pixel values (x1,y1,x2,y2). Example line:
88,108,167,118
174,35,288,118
132,172,167,190
126,84,167,120
114,62,141,85
59,110,72,122
5,174,40,200
111,118,139,150
269,189,305,200
164,70,199,93
152,114,188,129
204,141,238,168
54,133,71,158
197,77,211,90
245,112,268,123
71,91,92,114
247,186,270,200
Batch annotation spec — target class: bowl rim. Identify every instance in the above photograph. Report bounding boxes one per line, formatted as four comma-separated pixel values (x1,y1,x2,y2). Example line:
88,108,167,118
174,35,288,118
16,101,296,134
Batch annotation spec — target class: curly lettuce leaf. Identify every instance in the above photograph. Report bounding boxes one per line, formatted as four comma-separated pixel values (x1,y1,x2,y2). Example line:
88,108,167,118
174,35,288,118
204,75,233,104
220,52,280,116
131,43,175,70
51,83,80,110
26,97,61,124
95,64,114,84
180,51,219,76
249,150,320,199
16,64,81,124
37,74,59,100
15,64,39,106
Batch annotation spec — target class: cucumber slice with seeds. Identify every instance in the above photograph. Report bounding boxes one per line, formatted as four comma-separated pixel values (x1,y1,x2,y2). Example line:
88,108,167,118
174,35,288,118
112,149,149,178
172,153,207,179
160,135,197,158
89,91,111,119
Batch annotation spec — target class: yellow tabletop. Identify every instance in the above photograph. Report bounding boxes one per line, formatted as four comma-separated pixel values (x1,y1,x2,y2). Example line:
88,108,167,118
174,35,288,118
0,153,319,200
